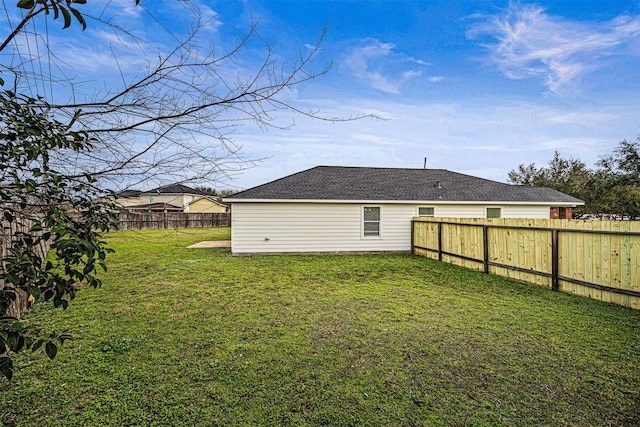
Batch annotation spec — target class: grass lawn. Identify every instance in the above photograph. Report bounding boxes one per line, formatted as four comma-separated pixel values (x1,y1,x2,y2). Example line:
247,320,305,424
2,227,639,426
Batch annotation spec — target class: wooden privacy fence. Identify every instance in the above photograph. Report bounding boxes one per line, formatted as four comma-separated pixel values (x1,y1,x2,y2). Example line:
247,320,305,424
2,212,229,320
1,219,51,319
115,212,230,230
412,217,640,310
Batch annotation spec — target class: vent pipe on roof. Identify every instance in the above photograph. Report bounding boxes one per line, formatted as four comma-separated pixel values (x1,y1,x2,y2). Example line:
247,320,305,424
423,157,427,169
436,180,441,189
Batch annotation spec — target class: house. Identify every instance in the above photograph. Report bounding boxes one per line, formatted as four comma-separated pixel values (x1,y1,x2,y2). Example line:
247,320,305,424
187,196,229,213
116,184,228,213
223,166,583,255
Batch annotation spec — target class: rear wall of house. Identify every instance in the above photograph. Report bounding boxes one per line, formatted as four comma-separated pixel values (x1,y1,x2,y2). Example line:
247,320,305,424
230,202,552,254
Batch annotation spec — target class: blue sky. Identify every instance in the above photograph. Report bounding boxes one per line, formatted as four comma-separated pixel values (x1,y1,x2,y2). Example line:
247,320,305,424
214,0,640,189
3,1,640,190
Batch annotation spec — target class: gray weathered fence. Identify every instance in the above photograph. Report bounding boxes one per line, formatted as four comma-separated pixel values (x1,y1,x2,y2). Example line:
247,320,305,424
2,212,229,319
115,212,230,230
1,219,51,319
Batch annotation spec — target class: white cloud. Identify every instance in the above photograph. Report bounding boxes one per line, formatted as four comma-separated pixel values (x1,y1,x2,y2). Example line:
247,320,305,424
228,94,640,189
467,3,640,93
193,4,223,33
342,39,426,94
105,0,143,18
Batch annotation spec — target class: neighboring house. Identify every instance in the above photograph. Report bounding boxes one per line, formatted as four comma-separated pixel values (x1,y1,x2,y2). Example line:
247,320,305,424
187,196,229,213
124,202,184,213
223,166,584,255
116,184,228,213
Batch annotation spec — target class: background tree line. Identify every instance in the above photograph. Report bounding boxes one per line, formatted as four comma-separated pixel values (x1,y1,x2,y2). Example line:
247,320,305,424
508,136,640,219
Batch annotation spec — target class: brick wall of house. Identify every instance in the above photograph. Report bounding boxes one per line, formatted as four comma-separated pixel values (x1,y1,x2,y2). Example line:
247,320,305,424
550,207,573,219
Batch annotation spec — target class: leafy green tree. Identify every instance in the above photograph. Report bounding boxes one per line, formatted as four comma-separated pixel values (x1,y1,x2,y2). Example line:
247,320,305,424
508,138,640,219
597,137,640,185
508,151,593,217
0,91,116,379
508,151,592,192
507,163,542,186
595,137,640,218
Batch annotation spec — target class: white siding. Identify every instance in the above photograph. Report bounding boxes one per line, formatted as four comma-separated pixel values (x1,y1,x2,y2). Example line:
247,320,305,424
231,203,414,254
230,202,554,254
433,205,549,218
500,205,550,218
435,205,486,218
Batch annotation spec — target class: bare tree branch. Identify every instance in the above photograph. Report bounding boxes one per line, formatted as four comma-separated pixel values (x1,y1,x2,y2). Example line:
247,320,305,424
2,0,376,189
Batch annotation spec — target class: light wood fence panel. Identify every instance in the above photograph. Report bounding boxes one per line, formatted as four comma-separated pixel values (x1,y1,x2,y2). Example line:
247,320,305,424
412,217,640,309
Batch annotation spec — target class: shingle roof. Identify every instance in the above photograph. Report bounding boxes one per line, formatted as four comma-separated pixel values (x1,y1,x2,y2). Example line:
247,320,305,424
117,184,215,197
148,184,213,196
117,189,142,197
225,166,584,204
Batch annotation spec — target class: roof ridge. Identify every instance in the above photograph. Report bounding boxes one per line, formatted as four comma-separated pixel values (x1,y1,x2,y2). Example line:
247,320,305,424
225,165,584,204
147,183,213,195
316,165,450,172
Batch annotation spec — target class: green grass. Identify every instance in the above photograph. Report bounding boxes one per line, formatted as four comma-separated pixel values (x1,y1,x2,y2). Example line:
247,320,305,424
2,227,639,426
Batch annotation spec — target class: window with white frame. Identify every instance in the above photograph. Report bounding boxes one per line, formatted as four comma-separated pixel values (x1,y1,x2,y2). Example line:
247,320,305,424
486,207,501,218
418,206,435,217
363,206,381,237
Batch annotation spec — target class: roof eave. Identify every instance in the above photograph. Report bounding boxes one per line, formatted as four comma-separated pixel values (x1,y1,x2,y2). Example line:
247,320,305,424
188,196,227,207
223,198,584,206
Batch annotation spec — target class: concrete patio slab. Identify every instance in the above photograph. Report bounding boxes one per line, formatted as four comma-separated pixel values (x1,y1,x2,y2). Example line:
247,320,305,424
186,240,231,248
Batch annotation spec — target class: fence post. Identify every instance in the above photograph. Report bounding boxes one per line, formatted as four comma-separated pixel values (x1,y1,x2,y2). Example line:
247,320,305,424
483,225,489,274
551,229,559,291
411,220,415,255
437,222,443,261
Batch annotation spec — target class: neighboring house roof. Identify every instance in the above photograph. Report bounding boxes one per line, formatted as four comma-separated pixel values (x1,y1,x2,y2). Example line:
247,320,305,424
187,196,228,207
147,184,214,196
116,184,217,198
124,202,183,211
117,189,143,198
225,166,584,204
